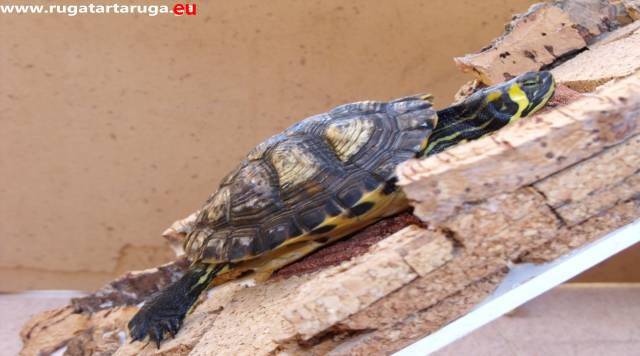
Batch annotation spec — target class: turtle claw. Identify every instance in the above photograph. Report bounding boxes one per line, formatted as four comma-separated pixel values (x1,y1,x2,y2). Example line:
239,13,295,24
127,287,190,348
150,326,164,349
161,319,179,339
127,300,187,348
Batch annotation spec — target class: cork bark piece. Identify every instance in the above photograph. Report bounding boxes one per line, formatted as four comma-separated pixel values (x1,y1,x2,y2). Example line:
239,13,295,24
327,272,507,356
20,307,91,356
555,0,635,36
552,26,640,91
521,199,640,264
453,0,638,86
534,135,640,225
454,3,586,84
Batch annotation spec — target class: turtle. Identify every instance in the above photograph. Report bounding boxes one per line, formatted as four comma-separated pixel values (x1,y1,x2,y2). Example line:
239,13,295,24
128,71,555,347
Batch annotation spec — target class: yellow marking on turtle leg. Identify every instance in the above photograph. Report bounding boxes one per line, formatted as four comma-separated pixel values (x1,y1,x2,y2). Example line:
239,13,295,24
187,263,228,314
191,264,217,292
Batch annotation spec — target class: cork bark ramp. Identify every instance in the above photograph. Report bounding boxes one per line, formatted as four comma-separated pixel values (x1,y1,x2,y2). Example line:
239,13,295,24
20,2,640,355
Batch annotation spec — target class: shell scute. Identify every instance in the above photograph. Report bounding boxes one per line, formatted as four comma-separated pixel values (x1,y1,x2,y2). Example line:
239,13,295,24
228,161,279,221
298,206,327,231
324,116,376,162
268,139,322,192
329,100,386,118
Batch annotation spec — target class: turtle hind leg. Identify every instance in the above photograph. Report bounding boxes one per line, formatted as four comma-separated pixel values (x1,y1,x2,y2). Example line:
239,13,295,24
128,263,224,348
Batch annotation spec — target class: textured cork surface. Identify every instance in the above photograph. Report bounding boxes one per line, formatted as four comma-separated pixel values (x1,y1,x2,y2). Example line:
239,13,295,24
552,24,640,92
454,4,587,84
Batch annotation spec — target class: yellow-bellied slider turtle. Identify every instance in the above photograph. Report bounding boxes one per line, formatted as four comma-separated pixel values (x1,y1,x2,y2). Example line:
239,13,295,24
129,71,555,346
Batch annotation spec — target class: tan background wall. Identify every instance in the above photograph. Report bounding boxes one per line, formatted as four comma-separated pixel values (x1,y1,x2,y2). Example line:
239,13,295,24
1,0,637,291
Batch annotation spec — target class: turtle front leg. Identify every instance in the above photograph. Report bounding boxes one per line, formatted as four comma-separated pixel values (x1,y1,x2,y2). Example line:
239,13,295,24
128,263,224,348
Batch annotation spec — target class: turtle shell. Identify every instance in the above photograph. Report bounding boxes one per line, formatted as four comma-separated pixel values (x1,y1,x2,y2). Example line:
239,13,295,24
184,95,437,263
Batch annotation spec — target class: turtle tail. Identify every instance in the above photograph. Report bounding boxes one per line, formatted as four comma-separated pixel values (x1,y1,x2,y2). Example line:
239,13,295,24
128,262,226,348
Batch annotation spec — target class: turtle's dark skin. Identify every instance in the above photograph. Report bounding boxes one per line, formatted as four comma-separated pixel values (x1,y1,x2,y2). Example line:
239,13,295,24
129,71,555,347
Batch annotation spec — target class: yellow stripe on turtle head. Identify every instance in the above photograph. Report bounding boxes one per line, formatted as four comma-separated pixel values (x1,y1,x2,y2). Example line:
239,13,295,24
486,90,502,102
506,83,530,123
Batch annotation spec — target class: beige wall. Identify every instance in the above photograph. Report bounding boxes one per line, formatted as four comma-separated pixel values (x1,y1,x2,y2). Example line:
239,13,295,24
1,0,635,291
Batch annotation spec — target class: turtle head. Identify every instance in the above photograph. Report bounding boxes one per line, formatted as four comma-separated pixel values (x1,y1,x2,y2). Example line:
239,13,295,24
425,71,555,155
502,70,556,120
